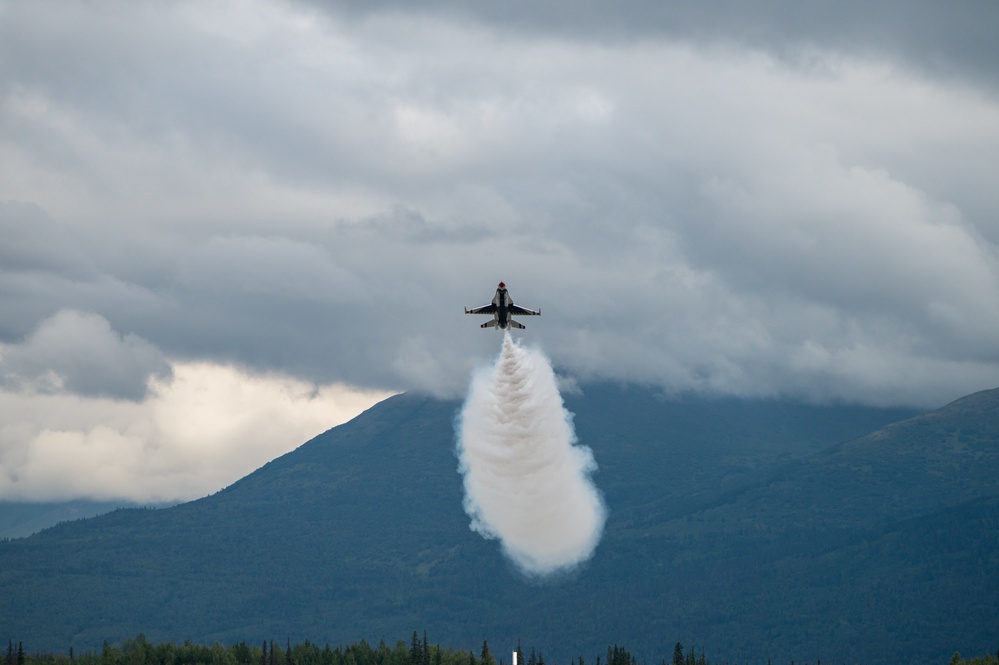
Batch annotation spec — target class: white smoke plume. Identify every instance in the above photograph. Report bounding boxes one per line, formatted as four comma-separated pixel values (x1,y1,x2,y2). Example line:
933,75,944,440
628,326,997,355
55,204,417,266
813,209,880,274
456,332,606,576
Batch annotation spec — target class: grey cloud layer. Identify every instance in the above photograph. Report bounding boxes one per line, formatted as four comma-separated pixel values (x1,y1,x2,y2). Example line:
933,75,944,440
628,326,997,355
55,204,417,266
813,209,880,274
0,309,170,401
2,1,999,407
300,0,999,89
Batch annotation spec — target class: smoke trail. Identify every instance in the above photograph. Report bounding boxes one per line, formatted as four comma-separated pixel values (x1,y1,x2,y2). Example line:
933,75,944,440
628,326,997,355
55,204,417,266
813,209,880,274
455,332,606,576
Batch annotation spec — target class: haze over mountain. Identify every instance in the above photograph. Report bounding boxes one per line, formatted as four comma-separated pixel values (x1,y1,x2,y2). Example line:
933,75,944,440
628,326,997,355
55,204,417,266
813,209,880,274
3,384,995,665
0,500,161,540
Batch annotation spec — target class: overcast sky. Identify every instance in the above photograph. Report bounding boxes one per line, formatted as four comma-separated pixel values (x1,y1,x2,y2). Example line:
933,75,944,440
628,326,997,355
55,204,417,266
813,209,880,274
3,0,999,502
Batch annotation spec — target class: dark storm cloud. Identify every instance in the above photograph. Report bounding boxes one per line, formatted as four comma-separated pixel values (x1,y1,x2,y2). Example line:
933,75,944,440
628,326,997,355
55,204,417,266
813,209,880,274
302,0,999,87
1,0,999,409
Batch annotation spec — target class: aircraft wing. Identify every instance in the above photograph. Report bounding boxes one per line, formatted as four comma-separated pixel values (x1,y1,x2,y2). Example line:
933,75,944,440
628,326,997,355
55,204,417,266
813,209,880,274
465,304,497,315
508,304,541,316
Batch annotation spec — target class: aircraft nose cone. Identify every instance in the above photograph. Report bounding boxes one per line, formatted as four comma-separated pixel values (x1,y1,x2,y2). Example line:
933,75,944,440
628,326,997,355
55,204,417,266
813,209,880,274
498,281,505,288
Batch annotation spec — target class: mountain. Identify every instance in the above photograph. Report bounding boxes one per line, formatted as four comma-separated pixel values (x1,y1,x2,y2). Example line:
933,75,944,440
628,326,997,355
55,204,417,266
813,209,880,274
1,385,996,665
625,387,999,664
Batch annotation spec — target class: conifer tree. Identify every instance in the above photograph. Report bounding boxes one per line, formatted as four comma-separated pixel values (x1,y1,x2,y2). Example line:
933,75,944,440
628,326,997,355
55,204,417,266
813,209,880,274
422,632,430,665
410,633,422,665
15,643,22,665
672,643,684,665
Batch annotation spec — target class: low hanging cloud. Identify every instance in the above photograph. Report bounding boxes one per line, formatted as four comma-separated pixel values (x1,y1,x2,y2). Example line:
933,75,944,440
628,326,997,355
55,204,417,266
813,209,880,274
0,309,171,401
0,360,393,502
456,333,606,576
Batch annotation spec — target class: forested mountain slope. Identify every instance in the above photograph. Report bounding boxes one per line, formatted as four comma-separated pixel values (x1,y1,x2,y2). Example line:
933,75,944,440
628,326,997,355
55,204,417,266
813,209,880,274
2,385,995,665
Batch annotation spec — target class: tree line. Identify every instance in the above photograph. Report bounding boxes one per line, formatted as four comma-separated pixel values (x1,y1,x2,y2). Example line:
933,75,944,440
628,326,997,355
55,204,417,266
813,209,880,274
6,635,661,665
5,635,997,665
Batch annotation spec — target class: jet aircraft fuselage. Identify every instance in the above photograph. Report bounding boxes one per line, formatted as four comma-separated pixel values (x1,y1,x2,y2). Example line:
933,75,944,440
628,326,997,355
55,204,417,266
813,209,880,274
465,282,541,330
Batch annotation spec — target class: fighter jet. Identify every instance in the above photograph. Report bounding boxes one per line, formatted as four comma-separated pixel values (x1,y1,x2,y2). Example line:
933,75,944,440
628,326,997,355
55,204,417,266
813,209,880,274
465,282,541,329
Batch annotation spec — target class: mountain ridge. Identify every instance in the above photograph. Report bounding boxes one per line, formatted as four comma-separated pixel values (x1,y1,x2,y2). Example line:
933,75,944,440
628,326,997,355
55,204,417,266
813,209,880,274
1,384,995,665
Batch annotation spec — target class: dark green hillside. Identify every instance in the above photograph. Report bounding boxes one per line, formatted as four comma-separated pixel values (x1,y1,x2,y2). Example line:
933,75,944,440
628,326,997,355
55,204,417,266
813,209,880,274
617,388,999,663
2,385,996,665
562,386,923,520
676,387,999,541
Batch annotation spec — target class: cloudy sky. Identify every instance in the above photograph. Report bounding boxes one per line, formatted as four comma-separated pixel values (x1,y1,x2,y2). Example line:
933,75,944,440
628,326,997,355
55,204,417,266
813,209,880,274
3,0,999,502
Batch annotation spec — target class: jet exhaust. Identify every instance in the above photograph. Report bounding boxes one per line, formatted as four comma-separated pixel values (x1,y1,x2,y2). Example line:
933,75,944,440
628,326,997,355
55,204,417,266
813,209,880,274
455,332,606,576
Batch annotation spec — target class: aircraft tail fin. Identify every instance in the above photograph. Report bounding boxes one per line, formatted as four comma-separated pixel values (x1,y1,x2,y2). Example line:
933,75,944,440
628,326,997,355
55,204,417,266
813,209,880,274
508,319,526,329
481,320,498,328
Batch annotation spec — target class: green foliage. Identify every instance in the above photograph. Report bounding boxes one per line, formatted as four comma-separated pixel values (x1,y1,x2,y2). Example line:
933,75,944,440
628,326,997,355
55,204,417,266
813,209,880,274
21,637,418,665
949,652,999,665
9,638,714,665
29,637,892,665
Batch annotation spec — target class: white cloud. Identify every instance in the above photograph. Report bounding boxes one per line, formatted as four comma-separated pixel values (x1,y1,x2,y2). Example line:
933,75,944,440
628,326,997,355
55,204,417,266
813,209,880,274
0,309,170,400
0,361,393,502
